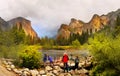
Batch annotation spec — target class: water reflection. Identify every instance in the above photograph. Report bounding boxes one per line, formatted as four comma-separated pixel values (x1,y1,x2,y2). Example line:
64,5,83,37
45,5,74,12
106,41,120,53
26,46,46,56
40,50,89,58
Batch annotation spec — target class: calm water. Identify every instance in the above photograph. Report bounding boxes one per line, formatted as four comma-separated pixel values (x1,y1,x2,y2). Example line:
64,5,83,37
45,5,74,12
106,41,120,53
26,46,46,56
40,50,89,58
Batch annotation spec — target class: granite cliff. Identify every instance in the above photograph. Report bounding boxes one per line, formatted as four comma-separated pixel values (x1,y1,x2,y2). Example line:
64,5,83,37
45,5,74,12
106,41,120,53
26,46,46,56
57,14,108,39
0,17,38,39
57,9,120,39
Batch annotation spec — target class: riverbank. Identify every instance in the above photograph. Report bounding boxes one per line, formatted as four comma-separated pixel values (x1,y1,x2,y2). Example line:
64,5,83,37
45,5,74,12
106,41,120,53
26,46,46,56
0,55,94,76
33,45,87,50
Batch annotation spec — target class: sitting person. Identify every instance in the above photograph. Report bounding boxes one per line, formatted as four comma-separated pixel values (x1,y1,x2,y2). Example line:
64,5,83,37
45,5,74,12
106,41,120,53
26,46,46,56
48,55,54,66
43,54,47,61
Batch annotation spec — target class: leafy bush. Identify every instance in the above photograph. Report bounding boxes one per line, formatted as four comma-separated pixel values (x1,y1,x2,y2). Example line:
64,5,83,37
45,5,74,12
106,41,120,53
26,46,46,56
19,46,42,69
71,39,81,49
88,31,120,75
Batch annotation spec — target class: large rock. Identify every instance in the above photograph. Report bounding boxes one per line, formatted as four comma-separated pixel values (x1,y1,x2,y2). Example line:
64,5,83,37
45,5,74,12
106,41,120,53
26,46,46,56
46,72,55,76
68,62,75,66
10,65,15,69
7,61,12,65
39,70,46,75
6,67,12,71
53,70,59,75
65,73,72,76
58,73,65,76
30,70,39,76
13,69,22,74
23,68,29,72
45,66,53,71
3,60,8,65
78,68,89,74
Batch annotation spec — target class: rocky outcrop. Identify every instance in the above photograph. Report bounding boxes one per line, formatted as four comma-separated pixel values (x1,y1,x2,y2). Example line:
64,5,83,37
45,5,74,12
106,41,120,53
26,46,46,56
57,9,120,40
57,14,108,39
69,18,84,35
7,17,38,39
0,17,9,31
107,9,120,27
57,12,113,40
56,24,71,39
0,17,39,39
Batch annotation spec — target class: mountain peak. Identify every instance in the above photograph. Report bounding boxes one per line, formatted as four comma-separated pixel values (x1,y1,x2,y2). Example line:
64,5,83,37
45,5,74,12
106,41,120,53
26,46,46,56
57,13,109,39
8,17,38,39
0,17,8,30
0,17,39,39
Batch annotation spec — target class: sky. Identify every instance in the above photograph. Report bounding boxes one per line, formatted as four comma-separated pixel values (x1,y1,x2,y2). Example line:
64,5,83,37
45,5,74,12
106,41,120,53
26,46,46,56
0,0,120,37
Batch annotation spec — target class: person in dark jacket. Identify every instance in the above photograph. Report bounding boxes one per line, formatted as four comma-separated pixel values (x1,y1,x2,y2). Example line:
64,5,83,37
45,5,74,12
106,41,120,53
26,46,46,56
43,54,47,63
43,54,48,66
62,52,69,72
74,56,79,70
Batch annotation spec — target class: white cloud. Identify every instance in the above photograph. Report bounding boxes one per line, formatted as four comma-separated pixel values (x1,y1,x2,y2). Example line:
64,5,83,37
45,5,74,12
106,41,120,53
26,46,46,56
0,0,120,37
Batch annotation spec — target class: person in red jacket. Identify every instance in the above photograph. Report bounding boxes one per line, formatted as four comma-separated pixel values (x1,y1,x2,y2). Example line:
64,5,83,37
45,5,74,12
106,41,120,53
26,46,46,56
62,52,69,72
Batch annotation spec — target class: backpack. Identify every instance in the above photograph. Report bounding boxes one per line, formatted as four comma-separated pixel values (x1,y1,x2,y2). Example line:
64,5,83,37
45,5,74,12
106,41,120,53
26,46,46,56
75,58,79,63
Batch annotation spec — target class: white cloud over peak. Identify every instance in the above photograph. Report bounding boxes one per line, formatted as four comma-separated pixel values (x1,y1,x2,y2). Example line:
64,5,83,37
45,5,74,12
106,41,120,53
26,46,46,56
0,0,120,37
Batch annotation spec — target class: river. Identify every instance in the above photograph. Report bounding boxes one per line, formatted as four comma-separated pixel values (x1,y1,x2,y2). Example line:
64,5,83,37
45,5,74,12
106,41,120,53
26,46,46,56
40,50,89,58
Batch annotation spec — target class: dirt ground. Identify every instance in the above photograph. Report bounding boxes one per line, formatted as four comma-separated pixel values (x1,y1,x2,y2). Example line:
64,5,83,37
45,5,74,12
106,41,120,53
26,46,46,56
0,61,17,76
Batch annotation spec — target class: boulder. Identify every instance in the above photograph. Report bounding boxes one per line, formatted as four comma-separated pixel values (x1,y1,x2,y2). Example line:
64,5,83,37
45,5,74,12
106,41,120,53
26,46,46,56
46,72,55,76
6,67,12,71
10,65,15,69
23,68,29,72
69,62,75,66
39,70,46,75
65,73,72,76
13,68,21,74
3,60,8,65
58,73,64,76
45,66,53,71
41,75,47,76
59,63,64,67
30,70,39,76
21,71,27,76
77,68,89,74
7,61,12,65
53,70,59,75
6,65,10,68
21,70,31,76
53,66,62,72
54,66,60,70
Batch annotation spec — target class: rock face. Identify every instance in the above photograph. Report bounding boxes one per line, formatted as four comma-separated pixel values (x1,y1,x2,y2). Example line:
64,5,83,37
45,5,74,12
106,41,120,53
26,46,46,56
57,24,71,39
57,9,120,40
107,9,120,27
0,17,9,30
8,17,38,39
57,14,109,39
0,17,38,39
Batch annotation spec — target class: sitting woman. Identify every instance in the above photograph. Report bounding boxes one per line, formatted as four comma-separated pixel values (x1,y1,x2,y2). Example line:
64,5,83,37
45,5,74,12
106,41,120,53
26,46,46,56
48,55,54,66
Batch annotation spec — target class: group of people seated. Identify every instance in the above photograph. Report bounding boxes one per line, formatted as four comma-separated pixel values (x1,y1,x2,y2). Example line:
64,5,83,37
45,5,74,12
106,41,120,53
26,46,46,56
43,52,80,73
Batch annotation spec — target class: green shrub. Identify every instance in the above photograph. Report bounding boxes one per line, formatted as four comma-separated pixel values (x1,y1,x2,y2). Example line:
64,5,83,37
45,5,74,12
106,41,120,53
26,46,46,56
88,32,120,75
19,47,42,69
71,39,81,49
